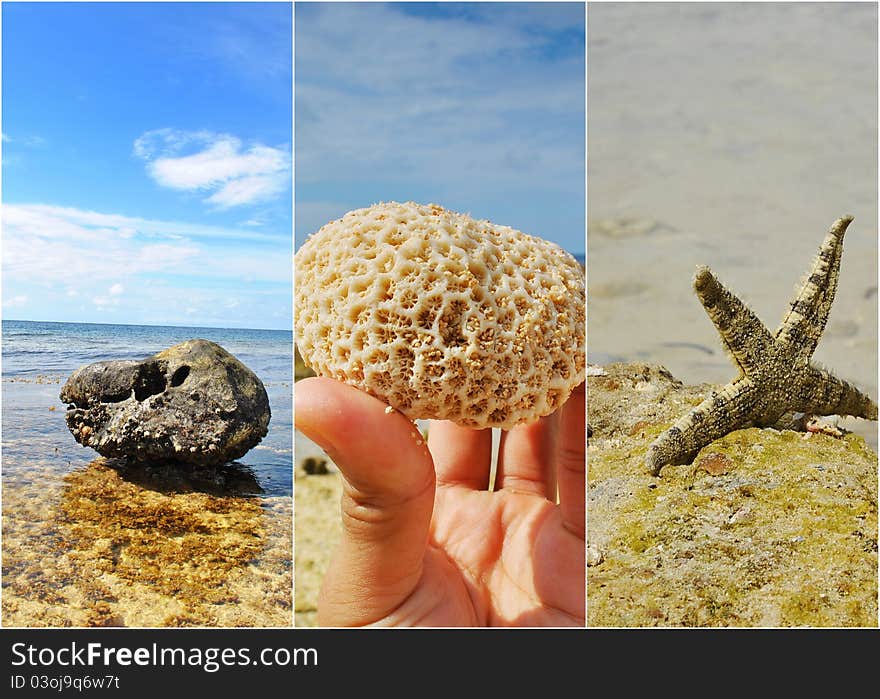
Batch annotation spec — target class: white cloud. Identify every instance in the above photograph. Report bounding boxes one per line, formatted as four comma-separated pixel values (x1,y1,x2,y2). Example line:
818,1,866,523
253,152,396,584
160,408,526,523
3,294,28,308
206,173,288,208
2,203,290,288
92,295,119,309
132,128,213,160
3,203,281,243
91,284,124,309
149,139,286,189
1,133,47,147
134,129,290,208
1,203,291,328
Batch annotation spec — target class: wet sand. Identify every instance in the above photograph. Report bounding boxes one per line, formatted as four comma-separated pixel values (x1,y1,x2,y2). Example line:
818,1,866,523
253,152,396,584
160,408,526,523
588,3,878,446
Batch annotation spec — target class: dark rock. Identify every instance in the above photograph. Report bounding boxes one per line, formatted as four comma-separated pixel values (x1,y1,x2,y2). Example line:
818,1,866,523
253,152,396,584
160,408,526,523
301,456,328,475
60,339,270,467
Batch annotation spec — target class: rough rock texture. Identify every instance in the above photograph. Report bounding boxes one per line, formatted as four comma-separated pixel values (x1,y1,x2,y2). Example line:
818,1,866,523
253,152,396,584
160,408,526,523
588,362,877,627
60,340,270,467
294,201,585,429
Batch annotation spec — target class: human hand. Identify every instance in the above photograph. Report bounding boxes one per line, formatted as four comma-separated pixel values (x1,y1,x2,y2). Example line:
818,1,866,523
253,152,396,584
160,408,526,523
295,377,585,626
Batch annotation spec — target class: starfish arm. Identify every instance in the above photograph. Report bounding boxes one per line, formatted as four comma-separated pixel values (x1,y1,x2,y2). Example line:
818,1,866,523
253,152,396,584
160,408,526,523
693,266,775,376
645,379,760,475
790,364,878,420
775,216,852,360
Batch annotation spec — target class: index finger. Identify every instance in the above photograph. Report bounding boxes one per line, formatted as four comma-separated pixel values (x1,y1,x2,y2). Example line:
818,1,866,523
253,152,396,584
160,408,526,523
556,382,585,537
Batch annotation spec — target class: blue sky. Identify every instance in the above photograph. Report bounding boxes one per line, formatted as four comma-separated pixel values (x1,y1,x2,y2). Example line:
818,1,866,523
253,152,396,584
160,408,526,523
2,2,292,329
295,2,585,254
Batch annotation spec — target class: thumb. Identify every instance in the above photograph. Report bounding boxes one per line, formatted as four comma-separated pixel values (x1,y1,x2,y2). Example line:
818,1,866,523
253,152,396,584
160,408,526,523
294,377,435,626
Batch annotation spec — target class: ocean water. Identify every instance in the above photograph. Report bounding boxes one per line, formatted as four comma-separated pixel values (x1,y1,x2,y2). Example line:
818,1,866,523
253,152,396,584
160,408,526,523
2,319,292,495
1,320,293,627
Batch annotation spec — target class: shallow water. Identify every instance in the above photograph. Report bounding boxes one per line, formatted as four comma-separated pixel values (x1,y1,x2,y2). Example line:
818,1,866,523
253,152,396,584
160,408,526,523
1,320,293,626
588,3,878,446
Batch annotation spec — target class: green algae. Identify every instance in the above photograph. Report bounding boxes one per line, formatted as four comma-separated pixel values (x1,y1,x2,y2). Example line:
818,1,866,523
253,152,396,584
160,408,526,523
3,458,292,627
59,461,265,609
588,362,878,627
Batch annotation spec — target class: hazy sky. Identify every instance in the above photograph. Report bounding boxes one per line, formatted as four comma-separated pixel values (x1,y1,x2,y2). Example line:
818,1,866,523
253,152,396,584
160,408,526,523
295,2,585,254
2,2,292,329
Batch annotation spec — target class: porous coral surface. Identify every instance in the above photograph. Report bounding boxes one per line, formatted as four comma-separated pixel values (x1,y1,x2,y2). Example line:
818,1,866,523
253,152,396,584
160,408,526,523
295,202,585,428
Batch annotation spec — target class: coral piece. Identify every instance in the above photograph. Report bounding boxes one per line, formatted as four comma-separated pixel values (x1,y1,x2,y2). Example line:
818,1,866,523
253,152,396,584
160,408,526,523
294,202,585,428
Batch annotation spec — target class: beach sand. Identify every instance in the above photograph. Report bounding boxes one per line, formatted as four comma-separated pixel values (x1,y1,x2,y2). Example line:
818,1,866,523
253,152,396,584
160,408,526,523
294,466,342,627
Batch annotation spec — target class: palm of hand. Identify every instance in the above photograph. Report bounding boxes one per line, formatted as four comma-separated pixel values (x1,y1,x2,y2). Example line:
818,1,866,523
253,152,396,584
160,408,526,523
297,377,585,627
393,487,585,626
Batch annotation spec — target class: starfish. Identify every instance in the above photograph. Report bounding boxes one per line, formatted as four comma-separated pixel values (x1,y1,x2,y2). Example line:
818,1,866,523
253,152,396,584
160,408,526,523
646,216,877,476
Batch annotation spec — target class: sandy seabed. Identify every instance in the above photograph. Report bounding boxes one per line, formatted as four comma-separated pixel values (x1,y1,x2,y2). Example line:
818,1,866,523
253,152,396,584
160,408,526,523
2,457,292,628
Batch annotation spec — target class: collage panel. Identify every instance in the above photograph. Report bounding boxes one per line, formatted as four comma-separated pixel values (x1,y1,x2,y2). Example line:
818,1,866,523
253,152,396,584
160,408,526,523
587,1,878,627
1,2,293,627
2,0,877,643
293,1,586,627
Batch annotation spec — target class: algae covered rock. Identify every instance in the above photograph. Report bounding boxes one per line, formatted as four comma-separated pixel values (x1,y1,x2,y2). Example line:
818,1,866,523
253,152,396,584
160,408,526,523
60,339,270,467
588,362,877,627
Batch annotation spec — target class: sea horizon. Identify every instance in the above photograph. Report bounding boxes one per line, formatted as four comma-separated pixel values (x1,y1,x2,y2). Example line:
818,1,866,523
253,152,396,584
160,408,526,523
1,317,293,335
